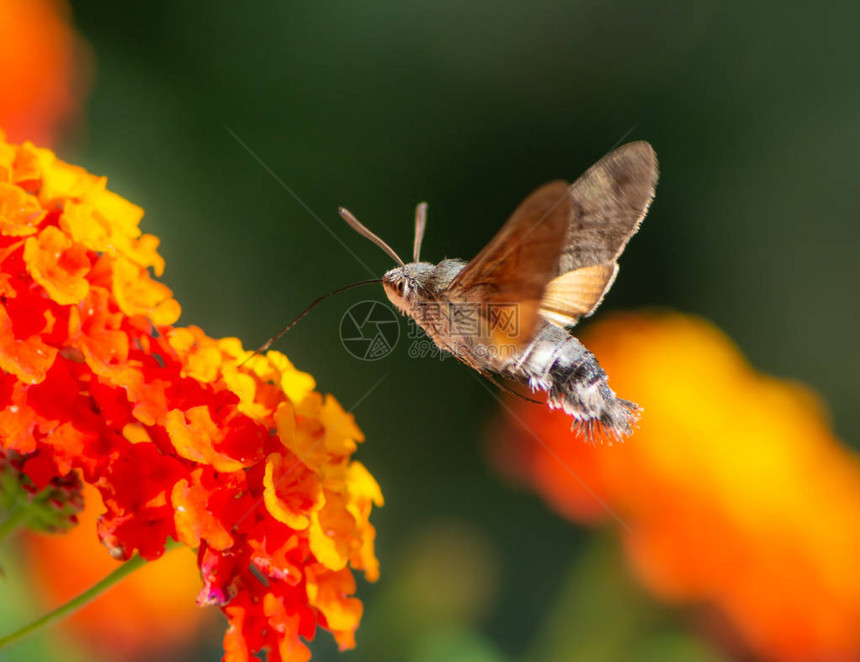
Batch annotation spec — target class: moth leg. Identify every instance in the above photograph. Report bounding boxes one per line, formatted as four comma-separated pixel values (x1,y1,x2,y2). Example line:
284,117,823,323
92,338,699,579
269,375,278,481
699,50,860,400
425,334,536,406
429,333,543,405
480,370,544,405
432,336,483,372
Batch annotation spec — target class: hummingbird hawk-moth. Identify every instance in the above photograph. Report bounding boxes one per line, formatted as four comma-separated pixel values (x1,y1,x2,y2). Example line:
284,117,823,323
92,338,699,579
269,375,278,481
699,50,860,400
335,141,658,440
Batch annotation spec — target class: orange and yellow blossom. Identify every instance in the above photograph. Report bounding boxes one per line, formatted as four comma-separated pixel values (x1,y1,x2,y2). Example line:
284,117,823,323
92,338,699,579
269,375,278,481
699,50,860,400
494,312,860,661
0,129,382,662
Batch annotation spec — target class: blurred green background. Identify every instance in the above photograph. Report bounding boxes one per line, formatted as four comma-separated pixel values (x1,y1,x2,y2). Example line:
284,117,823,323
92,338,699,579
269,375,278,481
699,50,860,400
7,1,859,660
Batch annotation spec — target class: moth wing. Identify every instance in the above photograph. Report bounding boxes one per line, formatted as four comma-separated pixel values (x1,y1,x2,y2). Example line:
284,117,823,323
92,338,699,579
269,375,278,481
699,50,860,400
539,141,657,328
557,141,658,275
539,262,618,328
445,180,570,346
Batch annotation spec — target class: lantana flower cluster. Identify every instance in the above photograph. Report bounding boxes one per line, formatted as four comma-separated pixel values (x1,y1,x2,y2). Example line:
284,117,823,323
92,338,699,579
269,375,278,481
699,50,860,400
0,130,382,662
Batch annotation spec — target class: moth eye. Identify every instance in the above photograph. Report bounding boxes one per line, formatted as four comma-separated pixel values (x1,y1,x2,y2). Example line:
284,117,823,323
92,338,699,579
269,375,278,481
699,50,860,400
396,281,406,296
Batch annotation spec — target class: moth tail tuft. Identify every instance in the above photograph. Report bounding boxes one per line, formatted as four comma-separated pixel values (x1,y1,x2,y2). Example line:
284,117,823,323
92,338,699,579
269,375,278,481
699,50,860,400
547,384,641,444
566,400,640,444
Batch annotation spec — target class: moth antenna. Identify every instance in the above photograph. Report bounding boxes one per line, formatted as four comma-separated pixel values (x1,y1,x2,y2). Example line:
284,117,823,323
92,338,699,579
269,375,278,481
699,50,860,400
240,278,383,366
413,201,428,262
339,207,405,267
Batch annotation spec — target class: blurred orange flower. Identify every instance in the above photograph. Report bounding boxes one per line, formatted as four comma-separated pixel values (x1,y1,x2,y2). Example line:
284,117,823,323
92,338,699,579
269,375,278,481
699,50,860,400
23,483,214,660
0,131,382,661
0,0,89,145
493,312,860,661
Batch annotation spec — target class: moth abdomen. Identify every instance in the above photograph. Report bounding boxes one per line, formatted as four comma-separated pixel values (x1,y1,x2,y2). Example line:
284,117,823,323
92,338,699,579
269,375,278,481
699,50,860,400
514,325,639,442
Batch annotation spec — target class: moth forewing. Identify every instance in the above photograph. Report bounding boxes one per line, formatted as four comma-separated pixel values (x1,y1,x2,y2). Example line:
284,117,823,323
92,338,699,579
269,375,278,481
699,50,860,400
556,141,658,276
537,140,658,329
444,180,571,347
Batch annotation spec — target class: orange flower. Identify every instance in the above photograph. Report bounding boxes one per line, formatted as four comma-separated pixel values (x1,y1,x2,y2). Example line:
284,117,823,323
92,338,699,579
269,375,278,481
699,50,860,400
24,225,91,304
494,312,860,661
0,0,89,145
0,131,382,661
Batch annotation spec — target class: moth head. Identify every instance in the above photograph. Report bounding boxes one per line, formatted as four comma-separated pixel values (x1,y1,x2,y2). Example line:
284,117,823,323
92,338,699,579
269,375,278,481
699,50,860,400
382,263,433,311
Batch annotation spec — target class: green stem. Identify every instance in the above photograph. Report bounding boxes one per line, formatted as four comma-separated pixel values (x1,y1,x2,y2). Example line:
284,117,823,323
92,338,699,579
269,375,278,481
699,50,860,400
0,506,28,545
0,540,182,650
